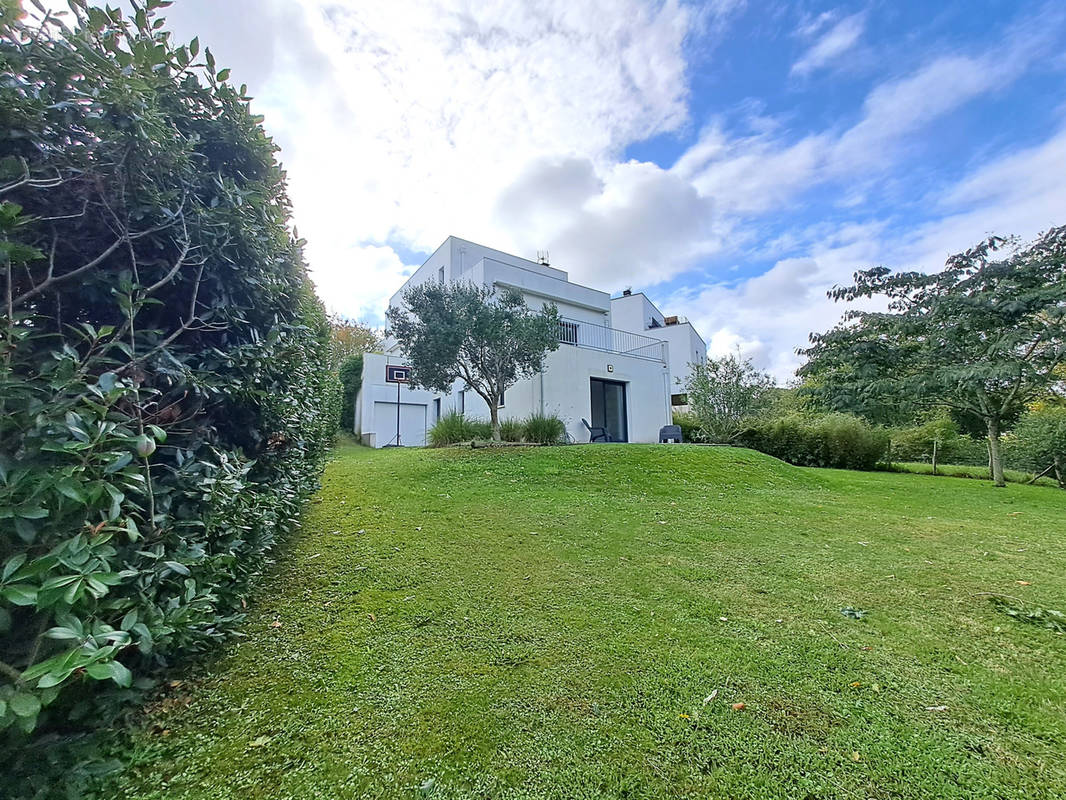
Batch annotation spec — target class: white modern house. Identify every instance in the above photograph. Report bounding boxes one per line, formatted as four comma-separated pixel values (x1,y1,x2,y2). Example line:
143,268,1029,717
354,236,707,447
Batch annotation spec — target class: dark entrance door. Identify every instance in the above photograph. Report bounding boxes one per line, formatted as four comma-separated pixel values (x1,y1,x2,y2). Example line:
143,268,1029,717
590,378,628,442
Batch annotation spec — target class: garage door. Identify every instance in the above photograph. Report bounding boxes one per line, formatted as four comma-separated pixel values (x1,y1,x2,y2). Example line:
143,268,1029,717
373,401,427,447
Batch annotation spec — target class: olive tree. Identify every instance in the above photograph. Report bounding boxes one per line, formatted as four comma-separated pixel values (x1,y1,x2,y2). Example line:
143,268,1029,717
800,227,1066,487
386,282,560,440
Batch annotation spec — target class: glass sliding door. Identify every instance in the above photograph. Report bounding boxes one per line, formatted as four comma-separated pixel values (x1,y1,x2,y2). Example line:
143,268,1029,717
590,378,628,442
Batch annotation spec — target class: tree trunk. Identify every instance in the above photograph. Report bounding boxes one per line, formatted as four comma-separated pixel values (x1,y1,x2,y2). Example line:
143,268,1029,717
1055,454,1064,489
986,419,1006,488
931,438,938,476
489,402,501,441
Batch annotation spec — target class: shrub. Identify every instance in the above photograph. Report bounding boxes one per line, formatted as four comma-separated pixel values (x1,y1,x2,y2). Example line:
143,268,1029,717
428,412,491,446
685,354,774,442
1012,405,1066,485
672,411,707,443
523,413,566,444
338,354,364,433
738,413,889,470
888,417,989,467
499,418,524,442
0,0,338,763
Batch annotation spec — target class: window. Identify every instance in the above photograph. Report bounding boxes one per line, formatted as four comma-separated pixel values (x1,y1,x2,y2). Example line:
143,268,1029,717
558,320,578,344
438,266,445,282
498,390,506,408
433,398,441,421
458,390,465,415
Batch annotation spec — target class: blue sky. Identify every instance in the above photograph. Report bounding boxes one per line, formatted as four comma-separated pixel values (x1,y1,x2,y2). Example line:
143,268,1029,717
64,0,1066,378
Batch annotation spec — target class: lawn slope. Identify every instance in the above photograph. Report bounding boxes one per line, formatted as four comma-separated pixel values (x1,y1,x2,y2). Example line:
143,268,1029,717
104,444,1066,799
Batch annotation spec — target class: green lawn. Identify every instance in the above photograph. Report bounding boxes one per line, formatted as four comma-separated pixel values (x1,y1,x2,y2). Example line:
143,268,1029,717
104,443,1066,799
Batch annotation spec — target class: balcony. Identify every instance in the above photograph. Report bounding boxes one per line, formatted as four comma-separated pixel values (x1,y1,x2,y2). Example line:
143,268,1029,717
555,316,667,362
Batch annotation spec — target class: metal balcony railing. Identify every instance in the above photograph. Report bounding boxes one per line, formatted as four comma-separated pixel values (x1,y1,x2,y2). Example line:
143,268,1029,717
555,316,667,362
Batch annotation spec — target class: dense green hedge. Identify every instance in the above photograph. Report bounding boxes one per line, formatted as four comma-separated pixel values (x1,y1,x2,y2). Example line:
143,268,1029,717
738,413,889,470
0,0,338,769
338,354,364,433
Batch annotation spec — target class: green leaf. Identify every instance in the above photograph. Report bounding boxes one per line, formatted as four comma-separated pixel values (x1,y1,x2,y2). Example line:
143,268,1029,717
36,669,75,689
109,660,133,688
56,478,86,503
97,371,118,392
104,452,134,473
86,660,132,688
2,584,38,606
163,561,190,576
2,553,26,581
216,68,230,82
9,693,41,718
85,662,113,681
44,626,83,640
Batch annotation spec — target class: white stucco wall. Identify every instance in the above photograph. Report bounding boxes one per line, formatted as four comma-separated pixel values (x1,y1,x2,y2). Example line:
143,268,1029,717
357,348,671,446
360,236,696,448
610,293,707,396
655,322,707,394
609,292,664,332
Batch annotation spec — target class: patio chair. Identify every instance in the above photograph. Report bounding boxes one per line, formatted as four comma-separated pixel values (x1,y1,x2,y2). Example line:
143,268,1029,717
659,424,683,444
581,418,610,443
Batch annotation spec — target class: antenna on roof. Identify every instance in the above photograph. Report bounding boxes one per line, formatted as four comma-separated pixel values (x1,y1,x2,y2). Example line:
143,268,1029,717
536,250,550,266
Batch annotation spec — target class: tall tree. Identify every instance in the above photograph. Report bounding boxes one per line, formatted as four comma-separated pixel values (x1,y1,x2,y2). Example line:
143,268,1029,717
684,352,775,442
329,315,381,370
386,282,561,440
800,227,1066,487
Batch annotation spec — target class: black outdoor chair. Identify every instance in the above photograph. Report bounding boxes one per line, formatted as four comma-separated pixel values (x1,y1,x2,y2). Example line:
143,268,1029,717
659,424,683,444
581,418,610,443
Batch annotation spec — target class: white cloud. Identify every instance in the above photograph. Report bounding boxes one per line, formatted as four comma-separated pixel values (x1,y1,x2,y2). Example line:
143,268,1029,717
308,245,417,320
133,0,700,321
495,157,719,290
30,0,1065,373
791,12,866,77
665,127,1066,381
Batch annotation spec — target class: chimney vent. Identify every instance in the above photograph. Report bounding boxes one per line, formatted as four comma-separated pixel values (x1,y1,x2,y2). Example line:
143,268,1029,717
622,288,632,296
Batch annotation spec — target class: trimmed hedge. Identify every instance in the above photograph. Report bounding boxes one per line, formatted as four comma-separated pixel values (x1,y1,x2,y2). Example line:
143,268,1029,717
738,413,889,470
338,354,365,433
0,0,338,769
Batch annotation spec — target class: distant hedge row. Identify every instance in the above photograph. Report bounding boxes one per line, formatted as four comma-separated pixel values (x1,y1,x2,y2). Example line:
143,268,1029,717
737,413,889,471
0,1,338,770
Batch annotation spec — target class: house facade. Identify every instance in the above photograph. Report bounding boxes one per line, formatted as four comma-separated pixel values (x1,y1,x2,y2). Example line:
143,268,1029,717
354,237,707,446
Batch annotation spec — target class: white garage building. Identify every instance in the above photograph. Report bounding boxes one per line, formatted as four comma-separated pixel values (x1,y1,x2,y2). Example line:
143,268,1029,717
354,237,707,447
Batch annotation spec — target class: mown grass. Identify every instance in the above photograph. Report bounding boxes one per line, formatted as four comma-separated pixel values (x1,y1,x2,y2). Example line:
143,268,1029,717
101,443,1066,799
